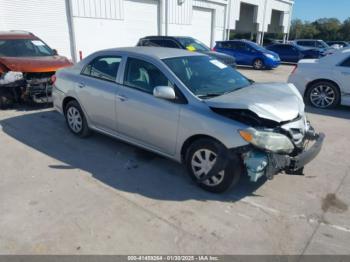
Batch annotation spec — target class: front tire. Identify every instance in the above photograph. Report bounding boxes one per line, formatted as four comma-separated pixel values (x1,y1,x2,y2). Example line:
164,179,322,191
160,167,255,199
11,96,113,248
64,100,91,137
185,138,241,193
306,81,340,109
253,59,264,70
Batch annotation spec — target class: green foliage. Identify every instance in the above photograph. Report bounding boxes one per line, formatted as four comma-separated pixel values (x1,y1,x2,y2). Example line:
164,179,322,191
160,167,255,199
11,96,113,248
290,18,349,41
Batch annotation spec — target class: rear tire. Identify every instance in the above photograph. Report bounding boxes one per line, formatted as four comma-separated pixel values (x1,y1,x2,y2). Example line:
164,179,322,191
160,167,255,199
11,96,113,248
185,138,241,193
253,59,264,70
64,100,91,137
305,81,340,109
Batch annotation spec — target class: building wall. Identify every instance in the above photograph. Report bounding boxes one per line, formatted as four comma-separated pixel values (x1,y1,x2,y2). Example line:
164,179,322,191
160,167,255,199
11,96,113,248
0,0,72,58
0,0,294,61
228,0,293,34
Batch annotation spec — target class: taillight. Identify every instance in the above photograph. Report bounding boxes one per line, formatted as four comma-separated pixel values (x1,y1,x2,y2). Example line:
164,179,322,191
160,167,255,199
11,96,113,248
211,47,216,51
51,74,57,84
291,65,298,74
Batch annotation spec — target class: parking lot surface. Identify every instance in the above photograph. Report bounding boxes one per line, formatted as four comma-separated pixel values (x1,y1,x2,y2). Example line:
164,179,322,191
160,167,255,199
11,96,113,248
0,65,349,254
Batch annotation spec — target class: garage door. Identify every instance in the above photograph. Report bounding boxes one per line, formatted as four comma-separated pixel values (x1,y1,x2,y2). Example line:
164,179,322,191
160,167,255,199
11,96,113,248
190,7,213,47
167,7,213,48
73,0,159,58
0,0,72,58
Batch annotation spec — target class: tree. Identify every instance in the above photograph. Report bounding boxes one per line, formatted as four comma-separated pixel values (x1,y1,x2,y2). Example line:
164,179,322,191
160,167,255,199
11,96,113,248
339,18,350,41
290,19,303,39
312,18,341,40
289,18,350,41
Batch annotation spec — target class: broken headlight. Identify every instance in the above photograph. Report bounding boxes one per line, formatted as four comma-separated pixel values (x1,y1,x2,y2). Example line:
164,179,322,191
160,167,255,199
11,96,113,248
239,127,294,154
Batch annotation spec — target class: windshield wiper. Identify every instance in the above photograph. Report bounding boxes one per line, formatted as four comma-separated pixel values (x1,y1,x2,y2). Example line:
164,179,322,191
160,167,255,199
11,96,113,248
197,93,222,98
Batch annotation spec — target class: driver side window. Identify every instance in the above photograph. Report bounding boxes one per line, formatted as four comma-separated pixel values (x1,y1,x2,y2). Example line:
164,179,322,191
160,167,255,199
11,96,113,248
124,58,173,94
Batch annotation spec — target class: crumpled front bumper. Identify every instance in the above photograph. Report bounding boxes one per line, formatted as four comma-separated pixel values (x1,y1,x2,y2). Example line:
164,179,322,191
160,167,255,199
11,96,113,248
289,132,325,170
242,131,325,182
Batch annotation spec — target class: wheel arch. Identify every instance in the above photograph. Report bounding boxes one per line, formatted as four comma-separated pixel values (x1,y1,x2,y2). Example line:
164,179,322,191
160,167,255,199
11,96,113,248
62,96,78,115
305,79,341,99
180,134,226,163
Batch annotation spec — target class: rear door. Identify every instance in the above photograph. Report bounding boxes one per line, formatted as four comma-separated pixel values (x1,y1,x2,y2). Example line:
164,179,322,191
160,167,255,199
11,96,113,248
77,56,121,132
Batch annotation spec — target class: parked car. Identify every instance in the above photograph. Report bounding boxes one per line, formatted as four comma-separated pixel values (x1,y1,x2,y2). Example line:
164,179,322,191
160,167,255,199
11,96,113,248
213,40,280,70
326,41,349,49
0,31,72,109
53,47,324,193
137,36,236,68
288,48,350,109
266,43,323,63
293,39,336,55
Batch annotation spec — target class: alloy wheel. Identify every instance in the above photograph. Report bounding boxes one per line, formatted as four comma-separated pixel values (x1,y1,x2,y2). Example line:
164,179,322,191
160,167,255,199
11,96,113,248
191,149,225,186
310,84,336,108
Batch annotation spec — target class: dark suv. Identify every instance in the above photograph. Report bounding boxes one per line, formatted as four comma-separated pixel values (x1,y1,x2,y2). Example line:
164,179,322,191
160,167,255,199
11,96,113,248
137,36,236,67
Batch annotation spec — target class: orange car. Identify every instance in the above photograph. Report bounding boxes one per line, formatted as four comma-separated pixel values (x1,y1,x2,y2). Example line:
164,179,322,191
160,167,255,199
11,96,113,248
0,31,72,108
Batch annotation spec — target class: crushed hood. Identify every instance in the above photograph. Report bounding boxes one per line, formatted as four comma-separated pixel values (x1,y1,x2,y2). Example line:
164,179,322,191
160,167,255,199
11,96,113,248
205,83,305,122
0,56,72,73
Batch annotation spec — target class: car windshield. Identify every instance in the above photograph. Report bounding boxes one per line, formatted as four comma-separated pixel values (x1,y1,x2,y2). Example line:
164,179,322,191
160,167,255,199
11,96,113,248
319,40,330,49
163,56,251,98
248,41,266,52
176,37,210,52
0,39,54,57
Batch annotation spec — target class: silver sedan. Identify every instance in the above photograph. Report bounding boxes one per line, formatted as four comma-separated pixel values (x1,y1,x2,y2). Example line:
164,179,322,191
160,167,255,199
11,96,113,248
53,47,324,193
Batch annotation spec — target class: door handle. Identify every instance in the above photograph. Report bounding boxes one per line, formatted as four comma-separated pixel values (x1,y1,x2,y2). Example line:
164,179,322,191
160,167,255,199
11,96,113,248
78,82,86,88
116,94,128,102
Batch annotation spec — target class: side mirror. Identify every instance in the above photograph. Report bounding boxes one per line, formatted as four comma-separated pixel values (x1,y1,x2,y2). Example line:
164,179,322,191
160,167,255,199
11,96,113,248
153,86,176,100
52,49,58,56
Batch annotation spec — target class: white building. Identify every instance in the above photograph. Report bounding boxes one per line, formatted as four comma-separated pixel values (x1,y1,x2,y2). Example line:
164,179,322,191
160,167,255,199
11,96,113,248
0,0,294,61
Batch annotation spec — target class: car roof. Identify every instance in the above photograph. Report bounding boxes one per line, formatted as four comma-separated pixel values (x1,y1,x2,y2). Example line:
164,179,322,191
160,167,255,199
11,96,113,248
0,31,37,40
141,36,193,40
99,47,204,60
319,47,350,64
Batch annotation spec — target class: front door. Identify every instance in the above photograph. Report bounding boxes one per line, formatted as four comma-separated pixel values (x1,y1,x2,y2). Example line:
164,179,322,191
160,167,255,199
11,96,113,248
77,56,121,132
116,57,180,156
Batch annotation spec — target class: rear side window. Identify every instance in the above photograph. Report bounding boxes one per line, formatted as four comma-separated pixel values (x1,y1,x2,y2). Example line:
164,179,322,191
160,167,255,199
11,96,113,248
124,58,172,94
298,41,314,47
82,56,121,82
217,42,232,48
340,56,350,67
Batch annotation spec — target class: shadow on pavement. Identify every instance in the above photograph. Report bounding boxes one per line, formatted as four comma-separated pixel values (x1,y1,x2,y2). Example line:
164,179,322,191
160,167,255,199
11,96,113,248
0,110,266,202
306,105,350,120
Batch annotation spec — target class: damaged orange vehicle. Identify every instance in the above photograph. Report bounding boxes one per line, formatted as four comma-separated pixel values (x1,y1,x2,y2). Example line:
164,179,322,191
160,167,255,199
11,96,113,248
0,31,72,109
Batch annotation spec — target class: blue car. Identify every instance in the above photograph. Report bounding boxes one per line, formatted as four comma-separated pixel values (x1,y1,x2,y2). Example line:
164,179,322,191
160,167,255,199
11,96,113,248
213,40,280,70
266,44,323,63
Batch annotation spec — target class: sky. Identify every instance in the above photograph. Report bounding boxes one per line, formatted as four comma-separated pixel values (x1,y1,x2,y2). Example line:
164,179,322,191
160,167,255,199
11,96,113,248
293,0,350,22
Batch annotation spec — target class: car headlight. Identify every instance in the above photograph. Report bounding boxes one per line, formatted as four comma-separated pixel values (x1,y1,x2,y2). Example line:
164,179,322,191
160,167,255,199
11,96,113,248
264,53,275,60
239,128,294,154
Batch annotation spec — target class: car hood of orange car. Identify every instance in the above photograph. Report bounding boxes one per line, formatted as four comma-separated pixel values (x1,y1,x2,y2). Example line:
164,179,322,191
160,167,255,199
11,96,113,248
0,56,73,73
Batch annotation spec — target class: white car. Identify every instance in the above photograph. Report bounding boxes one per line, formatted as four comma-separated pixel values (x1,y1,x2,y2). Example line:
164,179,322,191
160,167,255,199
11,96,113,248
288,48,350,109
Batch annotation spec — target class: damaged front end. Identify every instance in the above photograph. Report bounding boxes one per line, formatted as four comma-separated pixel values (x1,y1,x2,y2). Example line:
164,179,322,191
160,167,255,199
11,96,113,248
0,71,54,108
212,107,325,182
